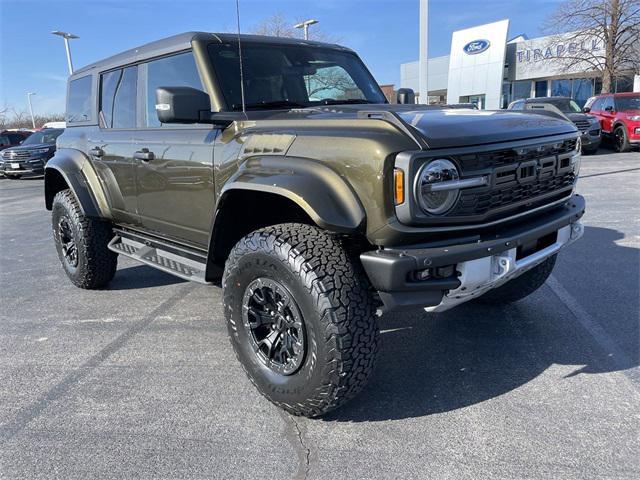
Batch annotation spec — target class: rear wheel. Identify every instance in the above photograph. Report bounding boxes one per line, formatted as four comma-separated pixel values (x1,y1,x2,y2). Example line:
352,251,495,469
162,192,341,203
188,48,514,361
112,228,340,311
476,254,557,305
613,126,631,153
223,223,379,417
52,189,118,289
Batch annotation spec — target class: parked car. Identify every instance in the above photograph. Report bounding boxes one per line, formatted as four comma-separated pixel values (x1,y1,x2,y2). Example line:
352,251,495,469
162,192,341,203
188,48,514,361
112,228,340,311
508,97,601,154
0,128,63,178
45,32,584,417
0,130,31,151
584,93,640,152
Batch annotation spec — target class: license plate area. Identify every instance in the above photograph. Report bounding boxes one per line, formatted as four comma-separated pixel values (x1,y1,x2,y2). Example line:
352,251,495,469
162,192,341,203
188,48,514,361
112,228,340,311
516,231,558,260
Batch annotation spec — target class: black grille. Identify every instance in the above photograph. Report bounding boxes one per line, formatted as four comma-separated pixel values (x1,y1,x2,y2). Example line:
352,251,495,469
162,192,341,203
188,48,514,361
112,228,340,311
573,119,590,131
446,138,577,218
452,172,575,216
455,138,577,172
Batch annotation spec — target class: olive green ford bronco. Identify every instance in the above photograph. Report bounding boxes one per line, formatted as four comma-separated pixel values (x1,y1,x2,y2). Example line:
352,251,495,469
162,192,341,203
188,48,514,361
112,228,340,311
45,32,585,417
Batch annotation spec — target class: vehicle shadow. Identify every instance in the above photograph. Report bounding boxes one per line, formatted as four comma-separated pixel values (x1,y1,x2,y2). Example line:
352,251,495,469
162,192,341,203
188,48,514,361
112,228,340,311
324,225,639,422
107,264,186,290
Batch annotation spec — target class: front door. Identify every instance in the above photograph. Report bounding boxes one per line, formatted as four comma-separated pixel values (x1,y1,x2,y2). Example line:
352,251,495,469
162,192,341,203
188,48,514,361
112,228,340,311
133,128,218,247
132,51,218,248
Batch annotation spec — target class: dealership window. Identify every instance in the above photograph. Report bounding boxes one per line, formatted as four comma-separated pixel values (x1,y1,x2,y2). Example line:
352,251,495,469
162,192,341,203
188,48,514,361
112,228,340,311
614,76,634,93
551,79,571,97
67,75,93,124
100,66,137,129
512,81,531,101
145,52,204,127
501,82,511,108
572,78,593,107
534,80,548,98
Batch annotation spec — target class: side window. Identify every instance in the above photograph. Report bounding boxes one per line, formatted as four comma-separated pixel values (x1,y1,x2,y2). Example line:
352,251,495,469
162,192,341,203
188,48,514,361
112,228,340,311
100,66,137,129
67,75,93,123
145,52,204,127
603,96,614,111
590,98,603,111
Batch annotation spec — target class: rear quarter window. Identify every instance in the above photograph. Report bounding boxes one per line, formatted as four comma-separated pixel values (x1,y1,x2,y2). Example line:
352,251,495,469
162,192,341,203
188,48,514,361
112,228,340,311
67,75,93,124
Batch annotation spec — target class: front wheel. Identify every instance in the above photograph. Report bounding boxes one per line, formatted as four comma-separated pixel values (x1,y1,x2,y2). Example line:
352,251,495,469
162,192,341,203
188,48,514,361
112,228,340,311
614,126,631,153
223,223,379,417
476,254,557,305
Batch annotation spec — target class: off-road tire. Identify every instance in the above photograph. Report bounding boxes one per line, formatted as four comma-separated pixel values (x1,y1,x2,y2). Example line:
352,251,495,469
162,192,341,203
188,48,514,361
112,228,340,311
476,254,557,305
222,223,379,417
613,126,631,153
52,189,117,289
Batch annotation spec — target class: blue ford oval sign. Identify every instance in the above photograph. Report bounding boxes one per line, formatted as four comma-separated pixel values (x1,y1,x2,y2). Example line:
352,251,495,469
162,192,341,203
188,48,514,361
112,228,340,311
463,39,490,55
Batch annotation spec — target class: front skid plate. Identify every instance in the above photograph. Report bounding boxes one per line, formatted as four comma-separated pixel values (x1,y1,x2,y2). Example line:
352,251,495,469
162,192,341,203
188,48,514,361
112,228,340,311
425,222,583,312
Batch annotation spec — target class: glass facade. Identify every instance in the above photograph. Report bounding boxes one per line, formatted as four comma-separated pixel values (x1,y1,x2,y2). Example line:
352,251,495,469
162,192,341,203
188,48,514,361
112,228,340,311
512,81,531,101
535,81,548,97
572,79,593,108
551,79,571,97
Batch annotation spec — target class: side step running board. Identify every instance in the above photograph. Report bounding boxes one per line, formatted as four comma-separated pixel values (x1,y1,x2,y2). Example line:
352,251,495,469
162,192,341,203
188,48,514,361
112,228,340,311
108,235,210,284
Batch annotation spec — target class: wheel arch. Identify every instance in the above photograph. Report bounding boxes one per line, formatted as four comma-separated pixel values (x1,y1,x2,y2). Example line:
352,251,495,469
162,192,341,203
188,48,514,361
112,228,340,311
45,149,111,219
204,155,367,280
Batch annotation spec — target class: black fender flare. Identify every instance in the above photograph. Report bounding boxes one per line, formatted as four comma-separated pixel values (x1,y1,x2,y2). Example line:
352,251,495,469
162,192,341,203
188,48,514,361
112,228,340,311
44,148,111,219
219,155,366,232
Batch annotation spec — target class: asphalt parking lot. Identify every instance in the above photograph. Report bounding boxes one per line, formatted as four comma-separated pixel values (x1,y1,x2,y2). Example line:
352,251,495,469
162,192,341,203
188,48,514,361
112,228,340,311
0,150,638,480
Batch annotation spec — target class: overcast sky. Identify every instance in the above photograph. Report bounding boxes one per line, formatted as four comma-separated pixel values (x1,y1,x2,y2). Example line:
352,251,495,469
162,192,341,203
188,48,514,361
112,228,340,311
0,0,561,115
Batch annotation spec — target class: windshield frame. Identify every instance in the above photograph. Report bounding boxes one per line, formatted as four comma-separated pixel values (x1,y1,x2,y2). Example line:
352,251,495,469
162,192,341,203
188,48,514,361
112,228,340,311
20,129,63,146
207,42,388,111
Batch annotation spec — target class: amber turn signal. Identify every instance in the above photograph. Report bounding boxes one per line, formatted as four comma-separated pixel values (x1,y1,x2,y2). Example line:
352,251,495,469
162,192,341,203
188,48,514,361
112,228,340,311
394,168,405,205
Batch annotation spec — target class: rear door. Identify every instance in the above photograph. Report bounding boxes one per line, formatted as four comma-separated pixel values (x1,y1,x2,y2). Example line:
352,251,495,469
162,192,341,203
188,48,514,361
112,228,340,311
87,65,139,225
132,51,217,248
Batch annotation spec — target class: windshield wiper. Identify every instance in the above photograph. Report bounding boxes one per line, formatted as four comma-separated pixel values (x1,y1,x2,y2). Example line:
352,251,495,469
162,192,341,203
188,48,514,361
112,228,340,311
232,100,308,111
319,99,378,105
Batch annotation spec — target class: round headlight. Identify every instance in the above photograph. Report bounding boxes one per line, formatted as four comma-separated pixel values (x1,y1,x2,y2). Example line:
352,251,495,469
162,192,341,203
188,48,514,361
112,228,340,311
415,159,460,215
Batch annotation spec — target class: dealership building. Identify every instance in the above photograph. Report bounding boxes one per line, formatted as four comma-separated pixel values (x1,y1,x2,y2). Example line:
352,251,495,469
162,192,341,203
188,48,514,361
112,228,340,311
400,19,640,109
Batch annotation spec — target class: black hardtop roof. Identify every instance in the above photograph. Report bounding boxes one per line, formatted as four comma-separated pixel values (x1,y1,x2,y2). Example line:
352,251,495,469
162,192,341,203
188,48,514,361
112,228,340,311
71,32,353,78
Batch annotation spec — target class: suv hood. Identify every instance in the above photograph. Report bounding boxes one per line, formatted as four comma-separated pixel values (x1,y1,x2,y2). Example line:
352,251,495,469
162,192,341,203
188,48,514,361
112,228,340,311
394,108,576,149
2,143,53,152
259,105,577,149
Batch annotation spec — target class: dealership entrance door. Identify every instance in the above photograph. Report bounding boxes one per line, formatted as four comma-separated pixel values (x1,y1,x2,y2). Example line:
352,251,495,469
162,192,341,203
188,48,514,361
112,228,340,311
460,94,486,109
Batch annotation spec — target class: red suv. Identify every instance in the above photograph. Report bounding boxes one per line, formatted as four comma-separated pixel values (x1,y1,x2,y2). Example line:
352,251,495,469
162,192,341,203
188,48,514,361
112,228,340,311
584,93,640,152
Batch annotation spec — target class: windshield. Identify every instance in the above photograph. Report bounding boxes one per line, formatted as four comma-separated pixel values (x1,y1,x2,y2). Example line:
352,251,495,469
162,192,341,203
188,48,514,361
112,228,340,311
615,95,640,111
208,43,387,110
21,129,63,145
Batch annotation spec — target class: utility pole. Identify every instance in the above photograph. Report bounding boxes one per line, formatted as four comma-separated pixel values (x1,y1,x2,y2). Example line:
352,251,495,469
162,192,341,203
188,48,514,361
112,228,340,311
419,0,429,104
294,19,318,40
27,92,36,129
51,31,79,75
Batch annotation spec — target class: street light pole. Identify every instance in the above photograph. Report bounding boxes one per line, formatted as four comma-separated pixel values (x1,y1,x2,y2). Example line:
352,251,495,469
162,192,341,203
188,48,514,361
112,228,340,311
27,92,36,129
294,19,319,40
51,31,79,75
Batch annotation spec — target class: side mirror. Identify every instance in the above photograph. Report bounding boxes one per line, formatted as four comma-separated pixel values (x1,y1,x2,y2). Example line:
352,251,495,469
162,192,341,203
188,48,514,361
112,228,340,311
582,106,591,113
397,88,416,105
155,86,211,124
605,105,614,112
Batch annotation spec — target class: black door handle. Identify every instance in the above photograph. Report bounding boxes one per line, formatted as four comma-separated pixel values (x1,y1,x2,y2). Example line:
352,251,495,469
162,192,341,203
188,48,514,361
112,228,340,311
134,148,155,161
89,147,104,158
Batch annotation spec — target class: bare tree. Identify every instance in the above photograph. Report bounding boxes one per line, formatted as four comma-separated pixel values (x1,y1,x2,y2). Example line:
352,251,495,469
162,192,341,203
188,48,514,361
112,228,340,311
545,0,640,92
0,106,65,130
251,13,340,43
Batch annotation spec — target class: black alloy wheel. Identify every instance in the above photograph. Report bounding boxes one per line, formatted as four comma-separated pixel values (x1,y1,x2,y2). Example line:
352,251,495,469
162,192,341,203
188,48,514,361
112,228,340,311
242,277,306,376
57,216,78,269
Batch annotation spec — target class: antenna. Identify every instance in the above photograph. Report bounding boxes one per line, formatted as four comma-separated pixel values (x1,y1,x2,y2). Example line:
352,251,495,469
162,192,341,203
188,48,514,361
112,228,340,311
235,0,247,116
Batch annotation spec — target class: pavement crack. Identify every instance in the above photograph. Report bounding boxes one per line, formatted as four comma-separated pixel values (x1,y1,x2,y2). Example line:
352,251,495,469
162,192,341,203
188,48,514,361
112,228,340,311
0,284,195,443
278,410,312,480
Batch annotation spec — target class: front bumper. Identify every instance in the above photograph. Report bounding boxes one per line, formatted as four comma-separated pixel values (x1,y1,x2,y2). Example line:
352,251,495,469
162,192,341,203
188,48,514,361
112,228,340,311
581,131,601,149
361,194,585,312
0,159,46,176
